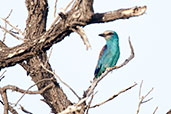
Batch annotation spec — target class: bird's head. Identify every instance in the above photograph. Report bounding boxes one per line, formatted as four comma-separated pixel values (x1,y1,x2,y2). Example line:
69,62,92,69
99,30,118,40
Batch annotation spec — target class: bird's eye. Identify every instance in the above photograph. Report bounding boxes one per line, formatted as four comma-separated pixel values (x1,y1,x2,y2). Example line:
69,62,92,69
107,32,113,35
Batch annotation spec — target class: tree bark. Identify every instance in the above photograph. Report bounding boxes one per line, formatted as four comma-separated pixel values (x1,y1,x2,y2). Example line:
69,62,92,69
0,0,146,113
24,0,72,113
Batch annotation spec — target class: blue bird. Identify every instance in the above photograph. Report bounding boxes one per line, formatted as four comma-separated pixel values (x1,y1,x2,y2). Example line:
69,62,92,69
94,30,120,78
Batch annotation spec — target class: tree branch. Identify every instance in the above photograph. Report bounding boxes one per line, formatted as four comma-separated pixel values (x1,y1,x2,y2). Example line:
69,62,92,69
0,70,6,82
0,5,146,71
90,6,147,24
20,105,33,114
90,83,137,108
0,88,8,114
15,77,54,106
0,100,18,114
71,26,91,50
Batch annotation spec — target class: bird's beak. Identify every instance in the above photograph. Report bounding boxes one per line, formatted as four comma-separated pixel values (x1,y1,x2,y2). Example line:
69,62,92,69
99,33,106,37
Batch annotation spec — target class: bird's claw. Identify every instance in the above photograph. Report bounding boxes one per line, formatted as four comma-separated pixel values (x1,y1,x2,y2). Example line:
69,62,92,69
106,65,118,71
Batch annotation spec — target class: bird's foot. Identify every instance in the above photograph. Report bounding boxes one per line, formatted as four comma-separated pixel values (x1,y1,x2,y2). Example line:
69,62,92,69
112,65,119,69
106,66,118,71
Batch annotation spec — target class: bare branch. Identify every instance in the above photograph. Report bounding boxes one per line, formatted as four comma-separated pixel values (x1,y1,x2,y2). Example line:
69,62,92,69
90,83,137,108
0,100,18,114
90,6,147,24
0,25,25,41
115,37,134,69
5,9,13,19
49,0,74,29
45,47,53,67
139,80,143,99
20,105,33,114
53,0,58,18
40,63,81,100
3,83,53,95
0,89,8,114
85,92,97,114
71,26,91,50
136,82,154,114
153,106,158,114
1,9,13,42
0,18,24,36
15,77,54,106
0,70,6,82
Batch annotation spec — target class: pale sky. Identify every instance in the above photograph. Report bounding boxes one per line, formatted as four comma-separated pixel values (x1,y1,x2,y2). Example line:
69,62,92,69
0,0,171,114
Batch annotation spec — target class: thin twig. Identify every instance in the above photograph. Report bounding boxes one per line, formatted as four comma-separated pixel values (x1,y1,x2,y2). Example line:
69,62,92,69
1,18,24,36
45,47,53,67
0,25,25,41
71,26,91,50
15,77,54,106
20,105,33,114
3,83,53,95
90,83,137,108
136,82,154,114
5,9,13,19
153,106,158,114
139,80,143,99
0,70,6,82
40,63,81,100
114,37,134,69
1,9,13,42
53,0,58,18
48,0,74,30
86,91,97,114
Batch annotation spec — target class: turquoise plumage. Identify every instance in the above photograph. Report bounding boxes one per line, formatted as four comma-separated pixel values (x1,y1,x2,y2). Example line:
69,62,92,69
94,30,120,78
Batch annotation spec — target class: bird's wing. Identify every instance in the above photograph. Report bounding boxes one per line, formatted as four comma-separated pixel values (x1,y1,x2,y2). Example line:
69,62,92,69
94,45,107,76
98,45,107,60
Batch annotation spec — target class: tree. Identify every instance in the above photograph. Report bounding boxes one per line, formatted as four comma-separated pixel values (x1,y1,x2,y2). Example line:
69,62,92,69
0,0,147,114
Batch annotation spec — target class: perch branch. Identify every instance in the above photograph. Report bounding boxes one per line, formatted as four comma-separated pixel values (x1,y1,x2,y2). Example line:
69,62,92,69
71,26,91,50
90,83,137,108
85,37,134,98
58,38,135,114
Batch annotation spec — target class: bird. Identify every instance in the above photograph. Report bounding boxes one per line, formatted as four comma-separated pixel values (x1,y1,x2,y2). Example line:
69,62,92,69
94,30,120,78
